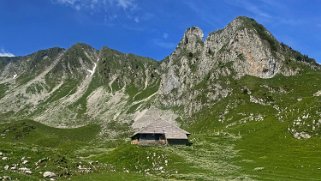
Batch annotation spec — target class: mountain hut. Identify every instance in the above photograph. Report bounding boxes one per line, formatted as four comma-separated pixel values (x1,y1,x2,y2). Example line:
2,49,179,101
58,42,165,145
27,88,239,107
131,121,191,145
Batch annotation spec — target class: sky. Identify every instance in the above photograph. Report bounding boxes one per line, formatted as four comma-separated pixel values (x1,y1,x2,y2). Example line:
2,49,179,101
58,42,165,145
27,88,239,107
0,0,321,62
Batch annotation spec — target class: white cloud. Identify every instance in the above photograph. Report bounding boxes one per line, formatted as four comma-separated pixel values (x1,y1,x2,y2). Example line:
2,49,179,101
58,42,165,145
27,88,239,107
53,0,136,11
53,0,140,23
116,0,135,10
0,49,15,57
55,0,77,5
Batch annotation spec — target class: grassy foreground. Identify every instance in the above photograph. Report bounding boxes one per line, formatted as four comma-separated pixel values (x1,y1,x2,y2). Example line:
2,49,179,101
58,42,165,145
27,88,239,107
0,119,246,180
1,119,321,180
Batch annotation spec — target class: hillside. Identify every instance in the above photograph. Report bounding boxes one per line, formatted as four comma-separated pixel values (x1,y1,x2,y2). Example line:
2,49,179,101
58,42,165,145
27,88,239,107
1,16,321,180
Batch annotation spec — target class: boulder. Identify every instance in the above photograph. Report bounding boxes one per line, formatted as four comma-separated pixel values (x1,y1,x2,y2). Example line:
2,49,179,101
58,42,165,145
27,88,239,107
1,176,11,181
18,167,32,174
43,171,56,178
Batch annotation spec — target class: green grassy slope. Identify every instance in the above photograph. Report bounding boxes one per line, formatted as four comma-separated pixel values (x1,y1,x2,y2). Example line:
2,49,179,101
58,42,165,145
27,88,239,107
0,119,247,180
186,62,321,180
232,120,321,180
0,120,101,180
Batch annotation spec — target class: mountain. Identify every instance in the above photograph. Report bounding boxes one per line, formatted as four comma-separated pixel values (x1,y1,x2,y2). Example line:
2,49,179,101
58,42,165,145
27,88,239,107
0,17,319,132
1,16,321,180
0,16,319,138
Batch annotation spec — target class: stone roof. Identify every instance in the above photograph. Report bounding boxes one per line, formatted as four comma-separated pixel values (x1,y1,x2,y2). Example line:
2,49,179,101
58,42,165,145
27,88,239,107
132,120,190,139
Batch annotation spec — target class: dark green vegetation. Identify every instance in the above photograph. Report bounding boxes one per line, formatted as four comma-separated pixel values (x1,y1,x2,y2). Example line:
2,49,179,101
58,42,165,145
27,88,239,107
98,47,159,93
0,83,9,99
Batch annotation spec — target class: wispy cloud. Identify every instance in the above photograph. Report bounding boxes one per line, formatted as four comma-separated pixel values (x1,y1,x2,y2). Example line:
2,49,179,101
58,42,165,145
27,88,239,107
116,0,136,10
53,0,146,25
0,49,15,57
54,0,136,11
55,0,76,5
53,0,143,25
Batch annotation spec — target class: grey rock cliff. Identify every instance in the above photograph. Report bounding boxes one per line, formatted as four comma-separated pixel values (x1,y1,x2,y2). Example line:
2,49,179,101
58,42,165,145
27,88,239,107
157,16,312,117
201,17,281,79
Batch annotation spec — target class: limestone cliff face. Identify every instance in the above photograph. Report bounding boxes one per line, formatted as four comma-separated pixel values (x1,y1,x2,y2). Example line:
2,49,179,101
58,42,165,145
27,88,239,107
178,27,204,54
160,17,283,98
157,16,310,116
159,26,230,116
204,17,281,78
160,27,204,95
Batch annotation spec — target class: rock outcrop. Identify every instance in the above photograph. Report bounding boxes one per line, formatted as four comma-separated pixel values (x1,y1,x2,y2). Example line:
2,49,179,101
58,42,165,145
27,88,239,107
158,16,291,116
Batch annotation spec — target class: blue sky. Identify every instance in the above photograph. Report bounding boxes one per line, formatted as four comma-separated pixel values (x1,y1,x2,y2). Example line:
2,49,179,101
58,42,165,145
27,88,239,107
0,0,320,62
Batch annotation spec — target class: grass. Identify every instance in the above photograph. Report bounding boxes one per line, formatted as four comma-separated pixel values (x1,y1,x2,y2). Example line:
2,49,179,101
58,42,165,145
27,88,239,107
126,85,139,97
0,119,246,180
25,82,46,94
132,80,160,102
0,119,100,148
68,73,102,115
127,102,142,113
230,119,321,180
27,79,79,117
43,79,79,104
71,172,157,181
186,65,321,180
90,139,245,180
0,119,102,180
0,83,9,99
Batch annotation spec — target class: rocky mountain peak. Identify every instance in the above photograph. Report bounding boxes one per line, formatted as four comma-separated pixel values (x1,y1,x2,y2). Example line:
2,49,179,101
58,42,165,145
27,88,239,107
177,26,204,54
183,26,204,41
230,16,254,25
69,43,96,51
225,16,250,31
202,16,282,78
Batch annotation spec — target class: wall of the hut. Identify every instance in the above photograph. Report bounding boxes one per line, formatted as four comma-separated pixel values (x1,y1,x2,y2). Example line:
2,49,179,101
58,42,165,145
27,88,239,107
131,139,139,144
137,133,166,145
167,139,189,145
